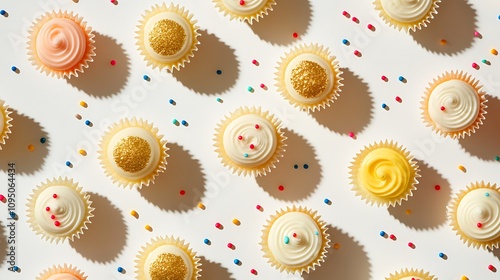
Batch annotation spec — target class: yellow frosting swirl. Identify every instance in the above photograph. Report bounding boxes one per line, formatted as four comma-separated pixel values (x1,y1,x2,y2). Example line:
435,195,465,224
358,147,412,198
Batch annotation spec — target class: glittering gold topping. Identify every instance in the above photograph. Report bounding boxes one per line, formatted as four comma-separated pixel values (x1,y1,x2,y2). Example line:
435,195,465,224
149,253,188,280
113,136,151,173
148,19,186,56
290,60,328,98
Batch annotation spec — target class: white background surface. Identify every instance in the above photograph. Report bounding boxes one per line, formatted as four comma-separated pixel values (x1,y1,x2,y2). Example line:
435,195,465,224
1,0,500,279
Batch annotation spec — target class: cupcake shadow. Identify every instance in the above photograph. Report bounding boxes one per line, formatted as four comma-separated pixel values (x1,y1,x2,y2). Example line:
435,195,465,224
306,225,371,280
490,247,500,261
256,128,321,202
199,256,235,280
410,0,477,55
458,94,500,161
172,30,239,95
388,160,451,230
69,192,127,263
0,221,6,268
0,110,49,175
66,32,130,98
249,0,312,46
138,143,206,212
310,68,373,135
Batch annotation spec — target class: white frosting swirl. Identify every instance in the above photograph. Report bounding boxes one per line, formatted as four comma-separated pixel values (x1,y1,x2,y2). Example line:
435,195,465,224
144,12,193,63
428,79,479,132
36,18,87,70
143,245,193,280
222,114,277,167
284,53,334,104
220,0,268,15
34,185,86,238
46,273,80,280
106,127,161,180
267,212,323,268
380,0,433,23
457,188,500,242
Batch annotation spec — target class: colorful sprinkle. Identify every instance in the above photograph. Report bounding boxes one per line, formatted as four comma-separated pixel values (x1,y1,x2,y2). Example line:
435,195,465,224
54,221,61,226
172,119,179,125
255,124,260,129
28,144,35,151
440,39,447,45
45,207,50,211
181,120,188,126
435,185,441,191
395,96,402,102
179,190,186,195
204,238,211,245
130,210,138,218
227,242,234,249
75,114,82,120
284,236,290,244
381,75,388,81
461,276,469,280
440,106,446,111
367,24,374,30
488,264,496,271
477,222,483,228
250,269,258,275
215,222,223,229
239,0,245,5
110,59,116,66
216,97,223,103
13,266,19,272
354,50,361,56
0,10,5,16
389,234,396,240
382,103,388,109
352,16,359,23
50,215,55,219
292,32,298,38
278,185,285,191
53,194,58,198
342,39,349,45
216,69,222,75
85,120,92,126
491,49,498,55
145,225,153,231
232,219,241,226
0,194,5,202
472,62,479,69
303,164,309,169
342,11,350,17
405,209,412,215
143,75,150,81
438,252,446,259
9,212,16,218
379,231,386,237
249,144,255,149
333,243,341,249
293,164,299,169
408,242,415,249
40,137,47,144
79,149,87,156
474,30,481,37
79,101,88,108
247,86,254,92
398,76,405,82
117,267,124,273
198,203,206,210
260,83,266,89
243,153,249,158
495,156,500,161
348,132,355,138
234,259,241,265
323,198,331,205
65,161,72,167
169,99,175,105
458,165,467,172
252,59,259,65
11,66,17,72
256,205,263,211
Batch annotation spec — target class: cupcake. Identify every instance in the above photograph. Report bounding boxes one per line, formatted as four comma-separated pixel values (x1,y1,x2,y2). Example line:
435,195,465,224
0,99,13,150
275,43,343,112
213,106,286,176
135,236,201,280
26,177,94,243
37,264,87,280
349,140,420,207
136,3,200,71
27,10,95,78
373,0,440,32
421,70,487,139
260,206,330,274
212,0,276,24
98,118,168,189
385,268,437,280
448,181,500,250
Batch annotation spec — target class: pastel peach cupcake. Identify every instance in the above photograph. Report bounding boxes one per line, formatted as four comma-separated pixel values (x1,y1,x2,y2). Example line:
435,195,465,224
27,10,95,78
37,264,87,280
385,268,437,280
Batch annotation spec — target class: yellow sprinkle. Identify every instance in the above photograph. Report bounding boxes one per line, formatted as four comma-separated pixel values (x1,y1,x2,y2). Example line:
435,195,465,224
79,149,87,156
79,101,88,108
130,210,138,218
28,144,35,151
440,39,447,45
405,209,412,215
461,276,469,280
458,165,467,173
232,219,241,226
491,48,498,55
197,203,206,210
145,224,153,231
333,243,341,249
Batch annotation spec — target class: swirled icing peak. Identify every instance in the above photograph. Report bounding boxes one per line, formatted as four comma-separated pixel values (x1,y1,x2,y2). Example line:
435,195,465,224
35,17,87,71
427,79,480,132
380,0,433,23
457,188,500,242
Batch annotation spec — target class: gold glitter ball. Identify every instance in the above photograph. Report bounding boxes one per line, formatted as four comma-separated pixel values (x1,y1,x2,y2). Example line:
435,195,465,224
148,19,186,56
149,253,188,280
290,60,328,98
113,136,151,173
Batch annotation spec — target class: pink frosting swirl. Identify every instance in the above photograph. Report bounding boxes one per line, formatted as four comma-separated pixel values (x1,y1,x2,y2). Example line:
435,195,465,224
36,18,87,70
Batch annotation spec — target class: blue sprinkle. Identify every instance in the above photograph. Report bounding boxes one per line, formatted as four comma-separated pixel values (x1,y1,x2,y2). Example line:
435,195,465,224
11,66,17,71
438,252,445,258
315,231,319,235
85,120,91,126
181,120,187,126
216,97,222,103
143,75,149,81
216,70,222,75
13,266,19,271
284,236,290,244
382,103,387,109
485,192,490,197
303,164,309,169
0,10,5,15
498,15,500,20
324,198,331,204
247,86,254,92
203,238,210,245
9,211,16,218
379,230,386,237
172,119,179,125
40,137,47,144
293,164,298,169
169,99,175,105
244,153,249,158
233,259,240,265
65,161,72,167
342,39,349,45
398,76,405,81
117,267,124,273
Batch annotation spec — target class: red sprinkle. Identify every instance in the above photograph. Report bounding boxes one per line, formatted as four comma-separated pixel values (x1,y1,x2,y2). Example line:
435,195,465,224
342,11,350,17
0,194,5,201
408,242,415,248
348,132,355,138
256,205,263,211
292,233,297,238
238,135,243,140
239,0,245,5
477,222,483,228
472,62,479,69
395,96,402,102
390,234,396,240
250,269,258,275
215,222,223,229
54,221,60,226
252,59,258,65
435,185,441,191
255,124,260,129
110,59,116,66
352,16,359,23
354,50,361,56
250,144,255,149
381,75,387,81
367,24,374,30
292,32,298,38
50,215,55,219
53,194,58,198
179,190,186,195
278,185,284,191
440,106,446,111
45,207,50,211
488,264,496,271
260,83,266,89
227,242,234,249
